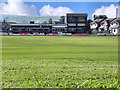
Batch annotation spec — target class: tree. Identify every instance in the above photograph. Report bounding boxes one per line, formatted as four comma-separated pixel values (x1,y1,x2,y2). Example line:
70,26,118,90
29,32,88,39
43,21,47,24
94,15,108,20
59,16,65,24
49,18,52,24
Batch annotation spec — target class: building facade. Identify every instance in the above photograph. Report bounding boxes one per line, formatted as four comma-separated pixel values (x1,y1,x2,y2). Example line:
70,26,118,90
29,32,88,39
90,18,120,35
66,13,88,33
118,1,120,18
11,24,52,34
8,13,89,34
109,18,120,35
103,18,116,32
90,19,104,32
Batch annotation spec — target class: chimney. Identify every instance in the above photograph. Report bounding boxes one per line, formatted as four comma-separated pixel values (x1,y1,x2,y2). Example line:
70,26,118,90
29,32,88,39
93,15,97,20
3,20,6,23
116,8,118,18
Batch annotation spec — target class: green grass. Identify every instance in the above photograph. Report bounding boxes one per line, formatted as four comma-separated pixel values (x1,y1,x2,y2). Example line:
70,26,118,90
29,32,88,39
2,36,119,88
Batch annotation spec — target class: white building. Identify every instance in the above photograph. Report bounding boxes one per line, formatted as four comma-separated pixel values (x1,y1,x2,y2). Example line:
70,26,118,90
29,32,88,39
90,19,104,31
118,1,120,18
104,18,116,32
109,18,120,35
116,1,120,18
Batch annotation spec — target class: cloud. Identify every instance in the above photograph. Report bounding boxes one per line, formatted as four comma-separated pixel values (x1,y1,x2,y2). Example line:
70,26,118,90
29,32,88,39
40,5,73,16
0,0,38,16
92,4,117,18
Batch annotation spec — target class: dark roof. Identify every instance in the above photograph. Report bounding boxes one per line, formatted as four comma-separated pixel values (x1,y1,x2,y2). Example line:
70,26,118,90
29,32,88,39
91,19,104,24
100,18,116,24
66,13,88,17
105,18,116,23
111,18,120,23
11,24,40,26
10,23,53,27
54,21,61,23
0,22,17,25
91,18,117,24
7,22,17,25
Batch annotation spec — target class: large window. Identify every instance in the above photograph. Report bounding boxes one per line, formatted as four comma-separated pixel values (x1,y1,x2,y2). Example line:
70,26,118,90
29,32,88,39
67,16,76,23
77,17,85,22
67,16,86,23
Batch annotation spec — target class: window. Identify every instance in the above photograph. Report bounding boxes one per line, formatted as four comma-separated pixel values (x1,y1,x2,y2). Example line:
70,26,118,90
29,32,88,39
77,17,85,22
114,29,116,32
67,16,76,23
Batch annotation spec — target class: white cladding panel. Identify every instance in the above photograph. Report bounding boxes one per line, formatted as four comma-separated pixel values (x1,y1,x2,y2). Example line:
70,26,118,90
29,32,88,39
118,1,120,17
78,24,85,26
68,24,76,26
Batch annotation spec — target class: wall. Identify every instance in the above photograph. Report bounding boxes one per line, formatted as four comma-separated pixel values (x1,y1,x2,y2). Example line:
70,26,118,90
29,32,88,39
118,1,120,18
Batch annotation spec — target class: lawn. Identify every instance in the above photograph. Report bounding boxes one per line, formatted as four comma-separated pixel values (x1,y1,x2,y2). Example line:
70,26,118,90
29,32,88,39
2,36,118,88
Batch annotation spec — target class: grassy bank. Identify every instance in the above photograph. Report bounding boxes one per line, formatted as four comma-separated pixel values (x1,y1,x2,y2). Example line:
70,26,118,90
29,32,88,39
2,36,118,88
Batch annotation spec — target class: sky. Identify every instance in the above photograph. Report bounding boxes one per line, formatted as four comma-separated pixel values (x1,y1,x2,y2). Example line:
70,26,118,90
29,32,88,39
0,0,119,19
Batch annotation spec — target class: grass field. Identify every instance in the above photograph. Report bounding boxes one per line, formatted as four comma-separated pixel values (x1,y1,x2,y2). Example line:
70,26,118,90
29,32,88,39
2,36,118,88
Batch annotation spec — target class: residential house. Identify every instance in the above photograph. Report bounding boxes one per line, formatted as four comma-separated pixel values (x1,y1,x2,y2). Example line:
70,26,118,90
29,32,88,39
90,19,105,32
0,21,17,33
118,1,120,18
103,18,116,33
109,18,120,35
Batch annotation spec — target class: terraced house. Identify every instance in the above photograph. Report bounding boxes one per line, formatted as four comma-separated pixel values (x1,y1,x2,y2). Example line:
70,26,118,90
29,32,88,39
109,18,120,35
90,18,120,35
90,19,105,32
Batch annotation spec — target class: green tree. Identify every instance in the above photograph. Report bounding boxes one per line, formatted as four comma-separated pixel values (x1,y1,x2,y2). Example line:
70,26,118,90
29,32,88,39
43,21,47,24
94,15,108,20
49,18,52,24
59,16,65,24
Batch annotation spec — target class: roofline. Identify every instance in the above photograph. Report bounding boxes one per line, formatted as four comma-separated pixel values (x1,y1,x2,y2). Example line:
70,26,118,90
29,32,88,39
66,13,88,17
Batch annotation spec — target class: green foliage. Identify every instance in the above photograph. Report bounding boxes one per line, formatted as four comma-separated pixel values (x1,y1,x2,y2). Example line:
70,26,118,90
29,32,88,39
59,16,65,24
48,18,53,24
2,36,119,88
94,15,108,20
2,15,60,24
43,21,47,24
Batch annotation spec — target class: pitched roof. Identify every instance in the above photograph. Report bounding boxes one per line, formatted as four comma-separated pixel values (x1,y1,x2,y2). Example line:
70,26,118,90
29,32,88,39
111,18,120,23
0,22,17,25
91,19,104,24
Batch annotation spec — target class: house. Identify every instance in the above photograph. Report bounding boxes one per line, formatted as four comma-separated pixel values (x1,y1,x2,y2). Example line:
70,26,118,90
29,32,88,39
117,1,120,18
109,18,120,35
90,19,105,32
98,19,105,32
0,21,17,32
90,18,118,35
103,18,116,32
